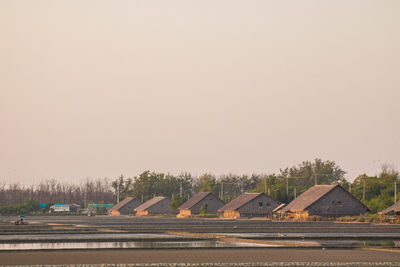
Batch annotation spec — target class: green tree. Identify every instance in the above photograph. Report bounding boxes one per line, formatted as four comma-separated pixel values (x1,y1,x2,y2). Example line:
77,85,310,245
170,195,186,211
196,173,218,196
352,167,399,213
111,175,134,202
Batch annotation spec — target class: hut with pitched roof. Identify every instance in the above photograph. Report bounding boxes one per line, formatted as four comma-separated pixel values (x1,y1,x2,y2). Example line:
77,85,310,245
217,192,281,219
380,201,400,215
110,197,142,216
280,184,369,219
135,196,173,216
178,192,225,217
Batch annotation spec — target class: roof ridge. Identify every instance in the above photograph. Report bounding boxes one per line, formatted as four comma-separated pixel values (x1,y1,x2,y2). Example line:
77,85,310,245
218,192,264,212
303,184,338,210
280,184,338,213
111,196,137,211
135,196,168,211
178,192,212,210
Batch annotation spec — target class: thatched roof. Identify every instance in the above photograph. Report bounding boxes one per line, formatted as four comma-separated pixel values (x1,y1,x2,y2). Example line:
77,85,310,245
179,192,218,210
135,196,168,211
280,185,337,213
280,184,368,213
381,201,400,214
218,193,263,212
111,197,139,211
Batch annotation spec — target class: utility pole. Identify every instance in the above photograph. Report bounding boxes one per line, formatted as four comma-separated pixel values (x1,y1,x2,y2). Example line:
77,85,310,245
180,182,182,198
294,187,297,199
314,173,317,185
264,178,267,194
117,182,120,204
221,183,224,199
363,178,366,200
349,183,351,193
84,189,87,212
395,180,397,204
286,176,289,196
268,187,270,196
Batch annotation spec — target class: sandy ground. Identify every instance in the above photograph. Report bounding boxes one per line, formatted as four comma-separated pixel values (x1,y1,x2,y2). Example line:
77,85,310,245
1,248,400,265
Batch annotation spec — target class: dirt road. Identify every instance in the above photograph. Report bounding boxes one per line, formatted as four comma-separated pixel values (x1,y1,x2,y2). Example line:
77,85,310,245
1,248,400,265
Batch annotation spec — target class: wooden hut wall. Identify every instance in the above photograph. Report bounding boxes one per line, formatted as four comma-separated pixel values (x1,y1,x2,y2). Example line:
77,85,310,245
237,194,281,217
118,198,142,215
189,194,225,214
307,186,368,217
147,198,173,215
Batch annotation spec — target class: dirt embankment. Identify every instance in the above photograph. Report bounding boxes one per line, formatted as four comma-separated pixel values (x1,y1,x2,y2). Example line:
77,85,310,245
1,248,400,265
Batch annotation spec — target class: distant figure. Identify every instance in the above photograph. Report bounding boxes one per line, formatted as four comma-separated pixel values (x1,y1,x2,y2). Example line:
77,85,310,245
14,216,26,225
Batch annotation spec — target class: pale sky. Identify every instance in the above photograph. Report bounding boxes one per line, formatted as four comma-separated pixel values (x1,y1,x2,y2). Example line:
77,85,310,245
1,0,399,184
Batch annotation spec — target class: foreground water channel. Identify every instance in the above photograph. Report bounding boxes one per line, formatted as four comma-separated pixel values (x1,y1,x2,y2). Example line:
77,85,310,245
0,232,400,250
1,216,400,251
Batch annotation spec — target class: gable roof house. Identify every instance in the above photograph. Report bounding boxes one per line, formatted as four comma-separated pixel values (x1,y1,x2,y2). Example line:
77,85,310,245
178,192,225,218
380,201,400,215
280,184,369,219
134,196,173,216
217,193,281,219
110,197,142,216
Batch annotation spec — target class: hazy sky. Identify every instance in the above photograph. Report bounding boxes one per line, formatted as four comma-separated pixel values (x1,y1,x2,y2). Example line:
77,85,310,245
1,0,399,184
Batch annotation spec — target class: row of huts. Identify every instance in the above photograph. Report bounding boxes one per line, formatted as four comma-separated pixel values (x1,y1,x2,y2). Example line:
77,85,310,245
111,184,372,219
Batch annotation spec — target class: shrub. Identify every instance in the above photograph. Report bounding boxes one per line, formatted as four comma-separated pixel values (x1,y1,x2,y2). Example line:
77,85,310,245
0,198,40,215
200,203,208,214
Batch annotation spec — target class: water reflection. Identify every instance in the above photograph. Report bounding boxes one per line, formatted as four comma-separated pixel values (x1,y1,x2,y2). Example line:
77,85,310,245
0,233,187,242
0,239,399,251
212,232,400,238
0,241,246,251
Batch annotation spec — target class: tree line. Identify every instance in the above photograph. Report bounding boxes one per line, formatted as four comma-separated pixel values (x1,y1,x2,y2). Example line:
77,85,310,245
0,178,113,206
1,159,399,214
110,159,348,206
111,159,398,213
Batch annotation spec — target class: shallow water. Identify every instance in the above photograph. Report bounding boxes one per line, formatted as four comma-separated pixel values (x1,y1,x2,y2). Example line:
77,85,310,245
0,233,193,241
0,240,276,250
212,232,400,238
0,239,398,251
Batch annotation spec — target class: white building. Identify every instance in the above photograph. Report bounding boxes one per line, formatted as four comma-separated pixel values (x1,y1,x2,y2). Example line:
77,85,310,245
50,204,70,212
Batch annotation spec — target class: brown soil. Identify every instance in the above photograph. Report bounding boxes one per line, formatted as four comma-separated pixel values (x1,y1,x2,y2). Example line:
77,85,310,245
1,248,400,265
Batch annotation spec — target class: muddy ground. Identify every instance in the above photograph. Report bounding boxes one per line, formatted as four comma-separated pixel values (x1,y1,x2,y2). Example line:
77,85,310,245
1,216,400,265
1,248,400,265
2,215,400,235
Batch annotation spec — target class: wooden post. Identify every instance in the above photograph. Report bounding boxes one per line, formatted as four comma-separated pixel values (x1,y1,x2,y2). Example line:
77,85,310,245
117,184,120,204
286,177,289,196
363,178,366,200
264,178,267,193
